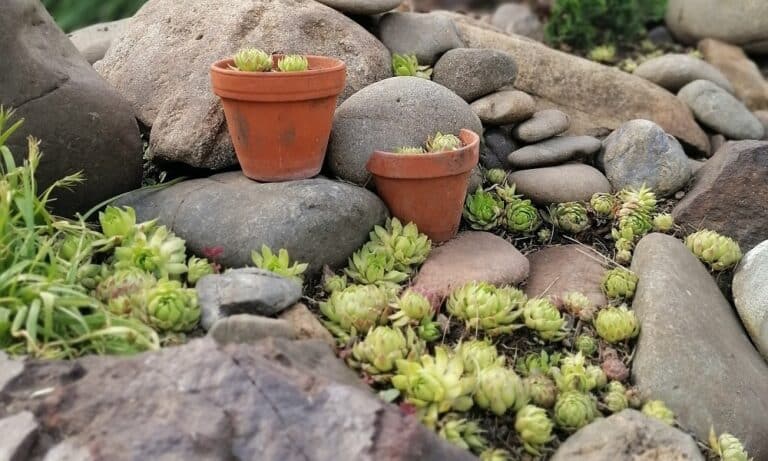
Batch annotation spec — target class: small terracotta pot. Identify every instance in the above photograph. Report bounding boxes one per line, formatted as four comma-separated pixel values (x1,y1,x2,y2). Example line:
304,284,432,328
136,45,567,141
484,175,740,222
210,55,346,182
366,129,480,243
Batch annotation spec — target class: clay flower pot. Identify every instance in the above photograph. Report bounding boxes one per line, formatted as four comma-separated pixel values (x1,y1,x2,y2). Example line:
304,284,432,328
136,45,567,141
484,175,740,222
210,55,346,182
366,129,480,243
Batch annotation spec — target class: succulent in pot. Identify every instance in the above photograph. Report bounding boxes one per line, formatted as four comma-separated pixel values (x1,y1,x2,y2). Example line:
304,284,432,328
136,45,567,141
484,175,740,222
210,48,346,182
366,129,480,243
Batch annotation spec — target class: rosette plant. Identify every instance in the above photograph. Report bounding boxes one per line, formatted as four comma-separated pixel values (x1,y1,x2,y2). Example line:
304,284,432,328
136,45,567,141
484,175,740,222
603,381,629,413
463,187,504,230
590,192,616,218
523,298,568,342
515,405,554,455
438,414,488,454
455,340,505,374
601,267,639,300
484,168,508,186
350,325,412,375
392,53,433,79
186,256,214,285
368,218,431,273
345,242,409,286
524,374,557,408
709,430,751,461
550,202,590,234
319,284,391,341
594,305,640,343
390,290,441,341
554,391,599,431
114,225,188,280
685,230,742,271
516,350,562,377
504,199,541,234
447,282,524,336
142,280,200,333
95,268,156,317
474,365,529,415
642,400,675,425
251,245,308,284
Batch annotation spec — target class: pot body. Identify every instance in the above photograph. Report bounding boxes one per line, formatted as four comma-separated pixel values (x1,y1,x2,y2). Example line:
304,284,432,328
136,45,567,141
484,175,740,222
366,129,480,243
210,56,346,181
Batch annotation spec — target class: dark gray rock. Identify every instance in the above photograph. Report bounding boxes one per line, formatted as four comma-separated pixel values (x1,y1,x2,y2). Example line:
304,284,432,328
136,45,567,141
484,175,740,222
197,268,302,330
0,352,23,391
470,90,535,125
631,233,768,458
732,239,768,360
2,0,141,217
378,12,464,65
482,126,516,169
673,141,768,252
0,337,472,460
647,25,674,45
116,172,388,274
552,410,704,461
511,109,570,143
0,411,38,461
96,0,391,169
490,3,543,41
634,53,733,93
508,164,611,205
678,80,765,140
432,48,517,102
68,18,129,64
316,0,401,15
209,314,296,344
508,135,601,169
599,119,692,197
327,77,482,185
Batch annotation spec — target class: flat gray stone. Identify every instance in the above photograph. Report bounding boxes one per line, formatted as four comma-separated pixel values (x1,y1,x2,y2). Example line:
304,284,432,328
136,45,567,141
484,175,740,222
733,240,768,360
599,119,692,197
631,233,768,458
208,314,296,345
509,163,611,205
0,411,38,461
470,90,534,125
432,48,517,102
678,80,765,140
68,19,129,64
315,0,401,15
197,268,302,331
116,172,388,275
378,12,464,65
634,53,733,93
512,109,570,143
552,410,704,461
508,135,601,169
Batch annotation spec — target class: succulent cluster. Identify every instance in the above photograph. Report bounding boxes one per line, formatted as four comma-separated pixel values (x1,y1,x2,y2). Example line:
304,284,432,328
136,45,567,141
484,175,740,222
350,325,416,375
463,188,504,230
393,132,463,156
515,405,555,455
446,282,525,336
523,298,568,342
685,230,742,271
602,380,629,413
554,390,599,431
392,53,433,79
438,414,488,454
390,290,441,341
549,202,590,234
594,304,639,343
319,284,391,341
601,267,638,300
277,54,309,72
642,400,675,425
251,244,308,284
709,430,751,461
232,48,272,72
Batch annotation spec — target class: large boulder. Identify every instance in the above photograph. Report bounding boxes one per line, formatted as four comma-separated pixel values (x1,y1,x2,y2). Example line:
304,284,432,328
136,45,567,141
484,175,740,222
673,141,768,253
96,0,392,169
666,0,768,54
631,233,768,458
0,337,474,461
116,172,388,275
699,39,768,112
1,0,142,217
447,18,710,155
732,240,768,360
68,18,130,64
377,12,465,65
327,77,482,185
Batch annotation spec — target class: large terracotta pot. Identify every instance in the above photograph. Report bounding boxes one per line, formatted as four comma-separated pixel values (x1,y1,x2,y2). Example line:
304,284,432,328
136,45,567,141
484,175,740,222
210,55,346,182
366,129,480,243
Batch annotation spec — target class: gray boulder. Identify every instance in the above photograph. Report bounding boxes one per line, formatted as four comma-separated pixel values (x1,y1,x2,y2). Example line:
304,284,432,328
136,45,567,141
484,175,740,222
116,172,388,274
634,53,733,93
599,119,692,197
678,80,765,140
490,3,543,41
315,0,402,15
508,136,601,169
2,0,142,217
511,109,570,143
68,18,130,64
96,0,392,169
377,12,464,65
732,240,768,360
508,164,611,205
327,77,482,185
432,48,517,102
631,233,768,458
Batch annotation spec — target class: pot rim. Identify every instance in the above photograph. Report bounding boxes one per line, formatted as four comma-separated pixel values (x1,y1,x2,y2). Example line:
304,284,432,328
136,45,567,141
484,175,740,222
211,55,346,78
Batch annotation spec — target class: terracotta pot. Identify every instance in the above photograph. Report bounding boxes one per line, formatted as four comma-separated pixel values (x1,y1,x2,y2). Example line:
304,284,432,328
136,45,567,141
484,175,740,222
210,55,346,182
366,129,480,243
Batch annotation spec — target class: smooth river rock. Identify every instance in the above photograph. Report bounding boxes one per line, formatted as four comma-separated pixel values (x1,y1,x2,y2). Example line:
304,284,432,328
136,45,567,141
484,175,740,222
633,53,733,93
470,90,535,125
377,12,464,65
508,164,611,205
524,244,608,308
432,48,518,102
511,109,570,143
732,240,768,360
678,79,765,140
699,39,768,111
68,18,130,64
315,0,402,15
508,135,601,169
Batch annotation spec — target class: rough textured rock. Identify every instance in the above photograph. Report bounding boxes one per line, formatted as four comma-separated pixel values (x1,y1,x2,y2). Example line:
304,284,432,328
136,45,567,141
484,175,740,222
67,18,129,64
2,0,142,217
0,352,23,391
316,0,402,15
688,158,705,175
482,126,517,169
448,18,710,155
209,314,296,344
673,141,768,252
512,109,569,143
470,90,535,125
378,12,464,65
433,48,517,102
0,337,473,460
508,136,600,169
490,3,543,41
732,240,768,359
197,268,302,330
631,233,768,458
699,39,768,111
599,119,692,197
633,53,733,93
116,172,388,274
552,410,704,461
96,0,392,169
509,164,611,205
327,77,482,185
756,110,768,140
412,231,529,305
279,303,336,347
524,245,607,308
0,411,38,461
666,0,768,54
678,80,765,140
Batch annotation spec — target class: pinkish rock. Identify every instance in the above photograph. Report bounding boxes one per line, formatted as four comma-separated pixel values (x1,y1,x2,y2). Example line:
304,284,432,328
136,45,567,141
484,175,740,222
412,231,529,306
524,245,608,307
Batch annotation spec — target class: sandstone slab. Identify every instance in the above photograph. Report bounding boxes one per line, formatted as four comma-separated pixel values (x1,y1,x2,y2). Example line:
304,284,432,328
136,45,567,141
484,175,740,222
524,245,607,308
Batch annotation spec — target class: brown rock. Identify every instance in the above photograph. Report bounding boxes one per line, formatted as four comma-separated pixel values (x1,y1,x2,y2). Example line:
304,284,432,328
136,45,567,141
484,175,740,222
508,163,612,205
524,245,608,308
412,231,529,304
280,303,336,348
673,140,768,252
447,19,710,155
699,39,768,111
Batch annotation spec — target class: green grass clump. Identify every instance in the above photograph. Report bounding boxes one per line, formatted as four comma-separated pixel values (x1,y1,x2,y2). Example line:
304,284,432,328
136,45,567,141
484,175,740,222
42,0,147,32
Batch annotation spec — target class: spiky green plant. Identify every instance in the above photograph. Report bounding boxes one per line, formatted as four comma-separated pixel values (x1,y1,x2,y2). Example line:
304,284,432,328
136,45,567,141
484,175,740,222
438,414,489,454
447,282,525,336
232,48,273,72
251,245,308,284
601,267,639,300
588,44,617,63
594,305,640,343
590,193,616,218
277,54,309,72
368,218,431,273
394,146,426,154
642,400,675,425
474,365,529,415
554,391,599,431
141,280,200,333
709,430,751,461
504,199,541,234
426,132,463,153
392,53,433,79
463,188,503,230
345,242,409,286
319,284,392,341
523,298,568,342
550,202,590,234
515,405,554,455
485,168,508,186
685,230,742,271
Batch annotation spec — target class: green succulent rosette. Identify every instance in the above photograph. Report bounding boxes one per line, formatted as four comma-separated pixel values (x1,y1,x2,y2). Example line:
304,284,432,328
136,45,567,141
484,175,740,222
554,390,599,432
523,298,568,342
463,188,504,230
551,202,591,234
594,305,640,343
142,279,200,333
474,365,529,416
515,404,555,455
642,400,675,425
447,282,524,336
319,284,391,341
504,199,541,234
685,229,742,271
601,267,639,300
